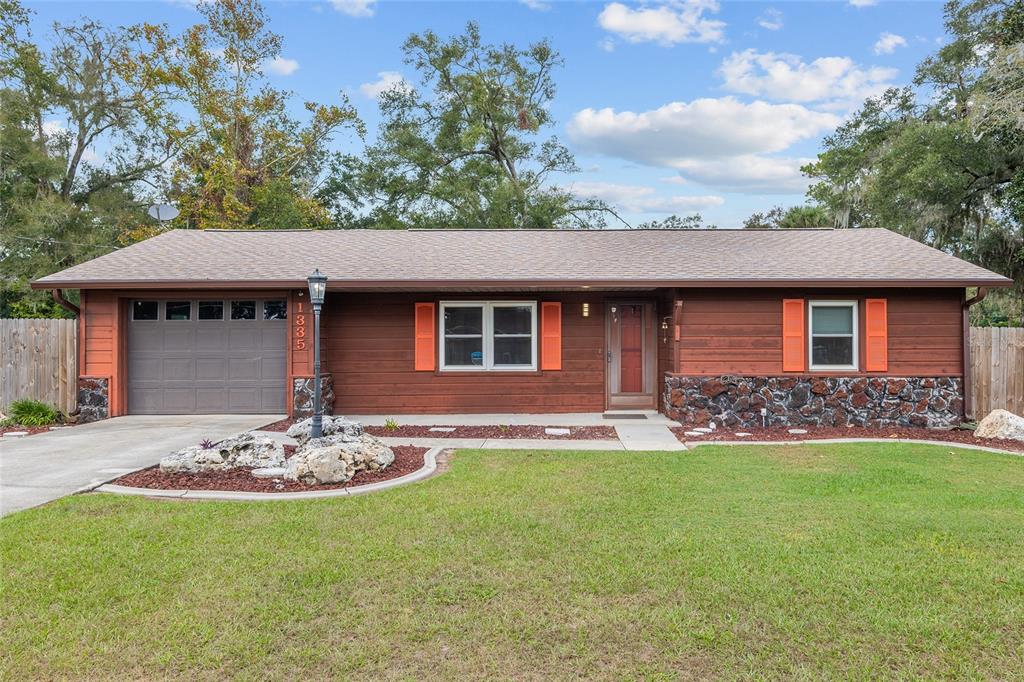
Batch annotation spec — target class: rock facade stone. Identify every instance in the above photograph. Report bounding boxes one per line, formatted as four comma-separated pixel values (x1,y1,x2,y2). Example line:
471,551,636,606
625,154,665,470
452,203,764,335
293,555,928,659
76,377,109,423
664,375,963,429
160,432,286,474
292,376,335,419
974,409,1024,441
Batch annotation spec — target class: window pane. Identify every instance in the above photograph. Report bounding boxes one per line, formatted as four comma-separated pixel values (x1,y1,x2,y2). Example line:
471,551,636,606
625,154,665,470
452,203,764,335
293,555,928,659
494,337,532,366
165,301,191,320
812,306,853,334
198,301,223,320
231,301,256,320
133,301,158,320
444,337,483,366
493,306,532,335
444,306,483,335
263,300,287,320
812,337,854,366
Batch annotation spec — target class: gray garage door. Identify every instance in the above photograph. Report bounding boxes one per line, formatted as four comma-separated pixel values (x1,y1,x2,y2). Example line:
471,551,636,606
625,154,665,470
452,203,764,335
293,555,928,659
128,299,287,414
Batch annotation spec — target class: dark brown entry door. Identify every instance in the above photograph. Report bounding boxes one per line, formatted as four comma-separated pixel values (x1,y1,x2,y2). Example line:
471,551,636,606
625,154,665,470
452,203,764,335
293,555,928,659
606,301,656,409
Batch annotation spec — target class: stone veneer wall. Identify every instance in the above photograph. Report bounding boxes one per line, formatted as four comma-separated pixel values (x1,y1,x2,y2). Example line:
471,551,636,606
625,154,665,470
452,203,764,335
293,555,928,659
76,377,109,423
292,376,335,418
664,375,963,429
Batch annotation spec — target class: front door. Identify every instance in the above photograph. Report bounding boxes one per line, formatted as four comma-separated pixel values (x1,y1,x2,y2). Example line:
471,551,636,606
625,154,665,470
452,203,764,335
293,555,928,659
606,301,656,409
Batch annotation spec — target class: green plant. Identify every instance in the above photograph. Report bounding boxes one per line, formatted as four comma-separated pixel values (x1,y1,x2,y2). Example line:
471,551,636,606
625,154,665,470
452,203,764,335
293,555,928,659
384,418,399,432
7,399,60,427
498,424,510,433
0,417,15,428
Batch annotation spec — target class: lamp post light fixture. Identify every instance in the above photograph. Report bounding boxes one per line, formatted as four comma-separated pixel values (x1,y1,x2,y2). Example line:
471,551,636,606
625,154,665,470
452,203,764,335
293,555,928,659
307,269,328,439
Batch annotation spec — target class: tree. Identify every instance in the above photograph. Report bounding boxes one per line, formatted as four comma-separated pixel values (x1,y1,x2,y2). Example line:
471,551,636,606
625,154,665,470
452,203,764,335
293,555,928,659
121,0,363,230
0,1,164,316
635,214,715,229
742,206,785,229
349,22,618,229
802,0,1024,323
778,205,832,229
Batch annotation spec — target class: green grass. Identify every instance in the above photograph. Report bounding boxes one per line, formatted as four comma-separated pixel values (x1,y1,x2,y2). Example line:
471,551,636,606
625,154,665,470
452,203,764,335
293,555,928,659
2,443,1024,679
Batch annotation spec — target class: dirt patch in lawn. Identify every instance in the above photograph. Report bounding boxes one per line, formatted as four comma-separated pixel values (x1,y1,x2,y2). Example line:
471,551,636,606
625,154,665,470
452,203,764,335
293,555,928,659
671,425,1024,454
110,445,430,493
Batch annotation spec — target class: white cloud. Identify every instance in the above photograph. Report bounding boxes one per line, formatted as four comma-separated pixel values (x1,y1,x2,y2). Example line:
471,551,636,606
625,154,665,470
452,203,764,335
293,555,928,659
331,0,375,17
718,49,897,107
571,181,724,213
598,37,616,52
598,0,725,46
358,71,407,99
568,97,838,193
519,0,550,10
265,56,299,76
659,175,688,185
849,0,878,6
757,8,783,31
873,32,908,55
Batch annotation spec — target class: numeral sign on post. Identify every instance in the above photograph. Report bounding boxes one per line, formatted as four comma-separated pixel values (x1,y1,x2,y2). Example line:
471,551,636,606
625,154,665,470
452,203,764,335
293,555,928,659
294,300,307,351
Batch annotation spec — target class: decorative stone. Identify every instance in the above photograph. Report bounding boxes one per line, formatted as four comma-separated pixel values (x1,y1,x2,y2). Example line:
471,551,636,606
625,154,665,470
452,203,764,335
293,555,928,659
683,431,705,437
692,427,713,433
974,409,1024,441
429,427,456,433
285,434,395,485
251,467,288,479
286,415,363,445
664,375,963,430
2,431,29,438
787,428,808,434
291,376,336,419
160,432,285,474
544,427,571,436
76,377,109,423
734,432,752,437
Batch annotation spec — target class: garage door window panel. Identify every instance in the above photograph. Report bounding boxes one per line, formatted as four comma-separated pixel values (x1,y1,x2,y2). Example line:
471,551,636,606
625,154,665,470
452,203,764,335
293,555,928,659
198,301,223,320
263,300,287,320
231,301,257,320
166,301,191,320
133,301,158,321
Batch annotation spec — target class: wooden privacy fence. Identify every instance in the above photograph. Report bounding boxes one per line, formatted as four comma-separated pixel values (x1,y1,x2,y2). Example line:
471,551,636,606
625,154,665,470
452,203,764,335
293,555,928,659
970,326,1024,418
1,319,78,414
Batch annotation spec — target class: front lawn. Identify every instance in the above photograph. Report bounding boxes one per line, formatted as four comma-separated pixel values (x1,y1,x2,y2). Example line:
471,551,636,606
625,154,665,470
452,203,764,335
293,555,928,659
2,443,1023,678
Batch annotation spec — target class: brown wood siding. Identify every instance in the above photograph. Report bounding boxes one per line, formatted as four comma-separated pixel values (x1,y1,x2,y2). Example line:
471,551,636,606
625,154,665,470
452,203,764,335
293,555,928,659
675,288,964,376
325,292,607,413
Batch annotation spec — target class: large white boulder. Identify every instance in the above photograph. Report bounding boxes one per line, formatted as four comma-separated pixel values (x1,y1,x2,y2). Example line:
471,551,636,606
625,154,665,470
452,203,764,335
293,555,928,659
160,432,285,474
285,415,363,445
974,409,1024,441
284,434,395,485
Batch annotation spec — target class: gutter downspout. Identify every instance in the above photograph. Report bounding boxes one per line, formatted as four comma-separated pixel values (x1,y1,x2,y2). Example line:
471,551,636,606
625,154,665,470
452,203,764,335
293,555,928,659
962,286,988,420
51,289,80,316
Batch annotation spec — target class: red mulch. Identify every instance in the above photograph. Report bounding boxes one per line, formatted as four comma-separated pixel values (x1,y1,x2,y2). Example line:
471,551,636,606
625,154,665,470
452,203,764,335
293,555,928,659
258,418,617,440
364,424,618,440
671,425,1024,453
110,445,430,493
0,423,77,437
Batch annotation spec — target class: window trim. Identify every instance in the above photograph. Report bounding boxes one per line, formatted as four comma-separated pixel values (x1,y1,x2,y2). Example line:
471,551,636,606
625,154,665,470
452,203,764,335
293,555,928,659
808,300,859,371
439,301,538,372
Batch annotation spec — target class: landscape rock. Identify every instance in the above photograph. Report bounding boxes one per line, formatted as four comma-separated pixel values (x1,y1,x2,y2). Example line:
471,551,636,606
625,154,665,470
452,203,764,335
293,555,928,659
284,434,395,485
160,432,285,474
285,415,363,445
974,409,1024,441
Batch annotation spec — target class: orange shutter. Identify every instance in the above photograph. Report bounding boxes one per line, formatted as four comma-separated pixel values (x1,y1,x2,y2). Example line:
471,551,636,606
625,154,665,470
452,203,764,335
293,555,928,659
540,302,562,370
782,299,805,372
414,303,435,371
864,298,888,372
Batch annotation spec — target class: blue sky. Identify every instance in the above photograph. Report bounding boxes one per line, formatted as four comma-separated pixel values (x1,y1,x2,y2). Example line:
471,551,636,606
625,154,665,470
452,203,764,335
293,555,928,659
27,0,947,227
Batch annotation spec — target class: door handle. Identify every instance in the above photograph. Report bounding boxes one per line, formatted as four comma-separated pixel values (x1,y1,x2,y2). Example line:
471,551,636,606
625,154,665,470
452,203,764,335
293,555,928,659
607,350,612,363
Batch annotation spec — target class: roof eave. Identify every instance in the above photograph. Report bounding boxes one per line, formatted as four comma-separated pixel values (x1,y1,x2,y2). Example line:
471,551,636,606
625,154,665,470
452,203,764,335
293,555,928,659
30,276,1015,290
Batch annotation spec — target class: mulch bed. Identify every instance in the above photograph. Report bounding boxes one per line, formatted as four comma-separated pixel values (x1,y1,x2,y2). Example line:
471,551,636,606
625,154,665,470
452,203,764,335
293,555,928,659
110,445,430,493
0,423,77,437
671,425,1024,454
258,418,618,440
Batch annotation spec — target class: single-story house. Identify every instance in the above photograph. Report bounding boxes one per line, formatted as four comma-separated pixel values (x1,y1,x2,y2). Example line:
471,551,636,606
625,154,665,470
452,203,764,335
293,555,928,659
33,228,1012,427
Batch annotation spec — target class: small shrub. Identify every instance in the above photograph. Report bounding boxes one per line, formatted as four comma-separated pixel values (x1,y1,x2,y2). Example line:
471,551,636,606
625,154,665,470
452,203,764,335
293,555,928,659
199,439,215,449
384,418,399,432
8,399,60,426
499,424,510,433
0,417,15,428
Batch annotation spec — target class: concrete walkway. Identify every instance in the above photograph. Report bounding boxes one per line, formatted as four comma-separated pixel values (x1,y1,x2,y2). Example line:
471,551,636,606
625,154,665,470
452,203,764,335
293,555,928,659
0,414,282,516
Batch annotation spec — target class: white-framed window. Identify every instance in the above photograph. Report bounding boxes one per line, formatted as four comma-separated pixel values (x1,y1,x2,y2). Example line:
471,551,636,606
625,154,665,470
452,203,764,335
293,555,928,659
440,301,537,371
808,301,858,371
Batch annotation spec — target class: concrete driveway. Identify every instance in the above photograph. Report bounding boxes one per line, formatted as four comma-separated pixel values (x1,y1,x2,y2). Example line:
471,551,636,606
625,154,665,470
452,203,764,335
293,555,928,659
0,414,282,517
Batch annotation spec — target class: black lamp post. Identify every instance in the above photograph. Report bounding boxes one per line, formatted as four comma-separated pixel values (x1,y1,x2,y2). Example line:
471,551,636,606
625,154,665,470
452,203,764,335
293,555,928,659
307,269,328,438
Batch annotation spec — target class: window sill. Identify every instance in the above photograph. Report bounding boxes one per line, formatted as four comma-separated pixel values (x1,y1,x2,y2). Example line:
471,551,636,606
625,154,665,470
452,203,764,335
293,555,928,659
435,369,542,377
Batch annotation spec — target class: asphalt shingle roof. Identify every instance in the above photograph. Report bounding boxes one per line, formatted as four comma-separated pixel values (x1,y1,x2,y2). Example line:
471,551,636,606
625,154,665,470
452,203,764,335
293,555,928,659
32,228,1012,289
